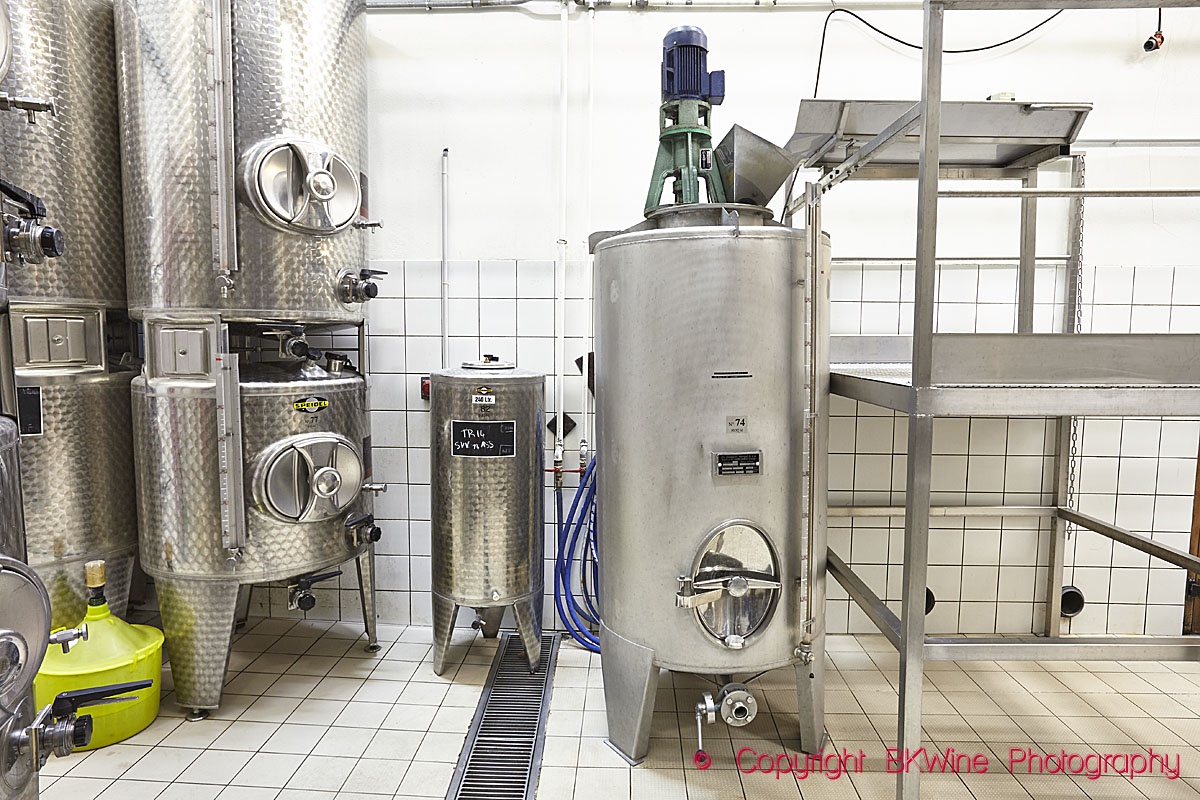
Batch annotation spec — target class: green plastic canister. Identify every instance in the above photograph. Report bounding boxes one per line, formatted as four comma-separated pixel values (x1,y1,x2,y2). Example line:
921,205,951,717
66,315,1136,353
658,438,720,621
34,560,163,749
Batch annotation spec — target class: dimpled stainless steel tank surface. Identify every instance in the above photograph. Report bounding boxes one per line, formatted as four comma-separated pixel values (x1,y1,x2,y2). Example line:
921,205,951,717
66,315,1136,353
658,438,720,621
429,360,546,674
0,0,139,630
0,419,21,561
115,0,370,322
593,205,829,764
133,361,377,711
116,0,381,719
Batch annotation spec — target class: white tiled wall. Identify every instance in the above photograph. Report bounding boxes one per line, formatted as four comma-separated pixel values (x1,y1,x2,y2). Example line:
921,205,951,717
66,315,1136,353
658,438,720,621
249,258,1199,640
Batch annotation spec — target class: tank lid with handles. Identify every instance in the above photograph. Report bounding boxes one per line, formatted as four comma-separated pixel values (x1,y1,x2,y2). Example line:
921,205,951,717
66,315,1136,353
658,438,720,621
432,355,544,381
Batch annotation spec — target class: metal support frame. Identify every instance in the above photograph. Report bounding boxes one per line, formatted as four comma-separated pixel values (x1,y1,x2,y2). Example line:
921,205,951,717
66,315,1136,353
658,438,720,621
814,3,1200,798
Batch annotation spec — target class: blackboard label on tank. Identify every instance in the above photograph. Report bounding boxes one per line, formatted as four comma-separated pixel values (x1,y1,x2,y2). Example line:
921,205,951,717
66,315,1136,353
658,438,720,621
451,420,517,458
17,386,42,436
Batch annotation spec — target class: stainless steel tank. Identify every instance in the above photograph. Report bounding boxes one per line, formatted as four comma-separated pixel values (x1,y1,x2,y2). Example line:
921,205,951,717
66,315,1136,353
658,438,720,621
593,205,828,763
0,0,138,630
429,359,545,674
116,0,383,717
0,0,126,307
0,418,22,561
114,0,373,323
133,358,379,713
0,557,50,800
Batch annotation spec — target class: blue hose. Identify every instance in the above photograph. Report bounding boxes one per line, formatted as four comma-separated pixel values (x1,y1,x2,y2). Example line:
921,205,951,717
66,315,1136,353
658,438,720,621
555,456,600,652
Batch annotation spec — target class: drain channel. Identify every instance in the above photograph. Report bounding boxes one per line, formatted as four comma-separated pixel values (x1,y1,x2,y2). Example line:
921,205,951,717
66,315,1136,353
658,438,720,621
446,632,561,800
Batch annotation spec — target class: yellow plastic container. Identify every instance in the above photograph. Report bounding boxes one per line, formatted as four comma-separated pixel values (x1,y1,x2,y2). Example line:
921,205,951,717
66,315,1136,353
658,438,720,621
34,563,163,750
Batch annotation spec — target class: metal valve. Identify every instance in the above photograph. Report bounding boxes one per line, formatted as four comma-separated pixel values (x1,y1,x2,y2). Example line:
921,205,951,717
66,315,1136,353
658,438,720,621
280,335,310,360
0,93,56,124
48,625,87,654
339,268,387,304
287,569,342,611
1,179,66,266
352,219,384,232
11,680,153,775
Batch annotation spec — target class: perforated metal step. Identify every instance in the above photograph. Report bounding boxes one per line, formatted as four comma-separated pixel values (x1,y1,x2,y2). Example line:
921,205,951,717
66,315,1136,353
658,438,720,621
446,632,560,800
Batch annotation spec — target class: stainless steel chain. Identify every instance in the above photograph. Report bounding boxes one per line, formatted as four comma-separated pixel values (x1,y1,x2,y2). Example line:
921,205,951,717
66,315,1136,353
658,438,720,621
1065,155,1086,518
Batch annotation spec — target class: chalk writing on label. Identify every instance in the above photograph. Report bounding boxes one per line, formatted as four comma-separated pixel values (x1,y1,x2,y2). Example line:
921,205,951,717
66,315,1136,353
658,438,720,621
450,420,517,458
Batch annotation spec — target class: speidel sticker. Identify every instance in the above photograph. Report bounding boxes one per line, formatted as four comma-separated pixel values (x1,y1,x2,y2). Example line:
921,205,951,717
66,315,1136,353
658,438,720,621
293,396,330,413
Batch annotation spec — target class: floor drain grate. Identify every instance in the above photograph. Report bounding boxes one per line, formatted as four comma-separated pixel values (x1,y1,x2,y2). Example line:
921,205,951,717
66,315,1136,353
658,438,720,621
446,632,561,800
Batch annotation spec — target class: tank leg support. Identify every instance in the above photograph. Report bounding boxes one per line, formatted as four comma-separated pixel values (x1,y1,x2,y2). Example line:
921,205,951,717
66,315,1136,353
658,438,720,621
600,622,658,765
479,607,505,639
234,585,253,630
431,593,458,676
795,631,827,754
356,544,380,653
156,577,239,713
512,595,543,672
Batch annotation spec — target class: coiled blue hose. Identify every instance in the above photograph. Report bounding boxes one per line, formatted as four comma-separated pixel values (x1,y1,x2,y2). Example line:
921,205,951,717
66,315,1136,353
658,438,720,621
554,456,600,652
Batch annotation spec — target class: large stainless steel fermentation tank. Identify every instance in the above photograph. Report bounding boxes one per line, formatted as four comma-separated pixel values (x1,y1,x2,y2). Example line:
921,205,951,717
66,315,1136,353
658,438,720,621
116,0,385,716
429,360,545,674
594,204,829,763
0,0,138,629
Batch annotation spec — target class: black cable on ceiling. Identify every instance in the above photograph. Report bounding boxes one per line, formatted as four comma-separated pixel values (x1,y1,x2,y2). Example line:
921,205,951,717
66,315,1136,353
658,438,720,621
812,7,1065,98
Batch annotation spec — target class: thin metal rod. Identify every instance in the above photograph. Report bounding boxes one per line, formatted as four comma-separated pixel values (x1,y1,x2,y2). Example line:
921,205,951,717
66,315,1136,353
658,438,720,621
832,256,1071,262
940,187,1200,198
1059,507,1200,574
1045,419,1071,636
1017,168,1037,333
818,102,922,192
440,148,450,368
926,636,1200,662
366,0,529,8
828,505,1055,517
827,550,901,650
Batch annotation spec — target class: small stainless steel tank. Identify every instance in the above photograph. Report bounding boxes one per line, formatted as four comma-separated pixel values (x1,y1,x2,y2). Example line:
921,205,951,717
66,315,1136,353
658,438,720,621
133,358,378,713
430,358,545,673
594,205,829,763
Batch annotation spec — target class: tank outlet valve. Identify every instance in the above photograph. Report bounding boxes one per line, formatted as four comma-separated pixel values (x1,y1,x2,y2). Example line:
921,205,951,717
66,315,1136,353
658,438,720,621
693,691,717,765
352,218,384,232
362,482,388,496
48,625,88,655
18,680,153,770
280,335,310,360
1,179,66,265
795,643,815,665
0,93,57,124
717,683,757,727
340,268,387,304
288,569,343,611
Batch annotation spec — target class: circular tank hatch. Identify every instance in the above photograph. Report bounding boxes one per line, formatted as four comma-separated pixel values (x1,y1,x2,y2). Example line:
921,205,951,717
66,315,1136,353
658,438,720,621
247,139,361,235
0,558,49,711
0,5,11,83
688,521,781,648
255,433,364,523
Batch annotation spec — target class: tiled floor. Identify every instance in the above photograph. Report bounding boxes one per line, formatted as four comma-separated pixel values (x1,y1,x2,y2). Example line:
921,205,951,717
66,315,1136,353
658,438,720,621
36,620,1200,800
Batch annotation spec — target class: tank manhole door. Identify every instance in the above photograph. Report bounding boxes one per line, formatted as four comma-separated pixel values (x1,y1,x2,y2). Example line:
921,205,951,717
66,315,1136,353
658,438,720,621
675,521,781,648
256,433,364,523
246,139,361,235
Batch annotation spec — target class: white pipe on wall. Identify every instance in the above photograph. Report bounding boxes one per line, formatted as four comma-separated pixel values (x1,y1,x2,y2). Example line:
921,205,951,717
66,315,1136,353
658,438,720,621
580,0,595,459
554,0,569,464
441,148,450,368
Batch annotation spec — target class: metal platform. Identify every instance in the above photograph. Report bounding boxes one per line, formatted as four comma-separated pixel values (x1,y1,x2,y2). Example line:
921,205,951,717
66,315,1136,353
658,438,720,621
788,99,1090,181
831,334,1200,416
